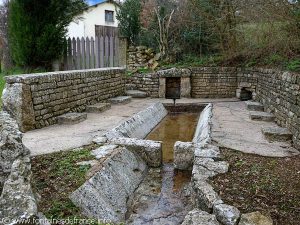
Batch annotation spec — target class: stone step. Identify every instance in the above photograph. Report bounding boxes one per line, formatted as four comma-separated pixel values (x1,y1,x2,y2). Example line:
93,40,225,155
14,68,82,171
245,101,264,112
86,103,111,113
57,112,87,125
262,126,292,142
249,111,275,122
110,96,132,105
125,90,147,98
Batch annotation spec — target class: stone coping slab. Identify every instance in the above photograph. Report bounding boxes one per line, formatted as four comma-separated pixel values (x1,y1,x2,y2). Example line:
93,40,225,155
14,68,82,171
4,67,125,84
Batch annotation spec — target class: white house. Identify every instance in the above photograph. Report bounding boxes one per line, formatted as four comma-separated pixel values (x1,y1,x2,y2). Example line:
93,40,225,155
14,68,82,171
67,0,120,38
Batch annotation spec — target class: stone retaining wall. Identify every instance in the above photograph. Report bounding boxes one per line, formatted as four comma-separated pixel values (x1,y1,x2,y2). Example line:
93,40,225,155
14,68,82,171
128,72,159,97
129,67,238,98
2,68,126,132
237,68,300,149
190,67,237,98
129,67,299,149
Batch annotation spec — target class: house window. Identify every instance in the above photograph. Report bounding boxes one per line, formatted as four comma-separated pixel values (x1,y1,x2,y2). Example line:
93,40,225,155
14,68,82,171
105,10,114,23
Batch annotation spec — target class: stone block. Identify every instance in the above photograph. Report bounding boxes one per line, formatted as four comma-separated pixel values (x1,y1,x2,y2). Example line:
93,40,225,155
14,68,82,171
213,204,240,225
182,209,220,225
93,136,108,145
109,137,162,167
110,96,132,104
194,145,223,161
125,90,148,98
194,157,229,174
174,141,194,170
262,126,292,142
2,83,35,132
104,102,168,140
192,180,222,212
86,103,111,113
0,112,30,189
70,147,147,222
57,113,87,125
91,145,118,159
193,104,213,144
249,111,275,122
0,157,38,224
239,212,273,225
245,101,264,112
192,164,217,181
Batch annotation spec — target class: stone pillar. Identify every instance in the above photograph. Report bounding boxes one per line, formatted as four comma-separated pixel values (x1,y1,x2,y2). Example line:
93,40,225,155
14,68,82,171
159,77,166,98
2,82,35,132
181,77,191,98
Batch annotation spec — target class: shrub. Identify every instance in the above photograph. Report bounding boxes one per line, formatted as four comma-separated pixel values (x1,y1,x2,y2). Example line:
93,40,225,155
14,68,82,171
8,0,86,69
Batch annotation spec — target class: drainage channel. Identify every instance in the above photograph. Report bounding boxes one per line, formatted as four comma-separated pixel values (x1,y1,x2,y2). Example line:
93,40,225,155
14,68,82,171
126,112,200,225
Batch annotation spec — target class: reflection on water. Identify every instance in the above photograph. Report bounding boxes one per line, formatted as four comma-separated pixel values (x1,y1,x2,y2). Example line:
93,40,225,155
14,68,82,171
126,113,199,225
147,113,199,163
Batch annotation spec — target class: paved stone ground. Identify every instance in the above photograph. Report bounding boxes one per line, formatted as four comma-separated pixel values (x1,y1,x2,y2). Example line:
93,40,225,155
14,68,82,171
24,98,235,156
24,98,299,157
212,101,299,157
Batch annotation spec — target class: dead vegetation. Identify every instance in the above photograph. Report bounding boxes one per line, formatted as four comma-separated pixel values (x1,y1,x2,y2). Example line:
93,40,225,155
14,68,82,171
211,148,300,225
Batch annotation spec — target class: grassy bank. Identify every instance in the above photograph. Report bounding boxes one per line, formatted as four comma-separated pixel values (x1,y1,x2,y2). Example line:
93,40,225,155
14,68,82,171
31,145,112,225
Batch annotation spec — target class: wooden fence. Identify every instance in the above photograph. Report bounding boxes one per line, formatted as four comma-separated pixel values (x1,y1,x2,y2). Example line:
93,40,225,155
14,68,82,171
63,36,120,70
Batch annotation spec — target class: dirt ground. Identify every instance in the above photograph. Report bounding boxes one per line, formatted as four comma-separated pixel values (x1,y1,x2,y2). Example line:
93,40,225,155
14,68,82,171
211,148,300,225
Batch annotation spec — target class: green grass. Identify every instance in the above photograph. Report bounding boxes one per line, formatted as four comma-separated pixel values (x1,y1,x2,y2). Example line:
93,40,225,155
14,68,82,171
31,147,115,225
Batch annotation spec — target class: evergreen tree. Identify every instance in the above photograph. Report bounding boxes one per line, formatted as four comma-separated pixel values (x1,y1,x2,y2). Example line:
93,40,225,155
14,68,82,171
116,0,141,45
8,0,86,69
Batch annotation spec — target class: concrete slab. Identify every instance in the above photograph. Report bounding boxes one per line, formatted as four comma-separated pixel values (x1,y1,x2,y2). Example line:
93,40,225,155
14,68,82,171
110,96,132,104
125,90,147,98
57,113,87,125
249,111,275,122
212,102,299,157
86,103,111,113
245,101,264,111
262,126,292,142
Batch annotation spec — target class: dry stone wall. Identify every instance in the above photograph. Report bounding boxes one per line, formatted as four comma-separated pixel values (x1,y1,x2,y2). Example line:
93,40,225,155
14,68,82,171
237,68,300,149
128,67,238,98
127,72,160,97
190,67,237,98
129,67,299,149
3,68,126,131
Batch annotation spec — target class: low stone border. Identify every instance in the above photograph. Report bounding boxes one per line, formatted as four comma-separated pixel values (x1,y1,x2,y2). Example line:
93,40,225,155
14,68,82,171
177,103,274,225
104,102,168,140
173,104,242,225
174,103,213,170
